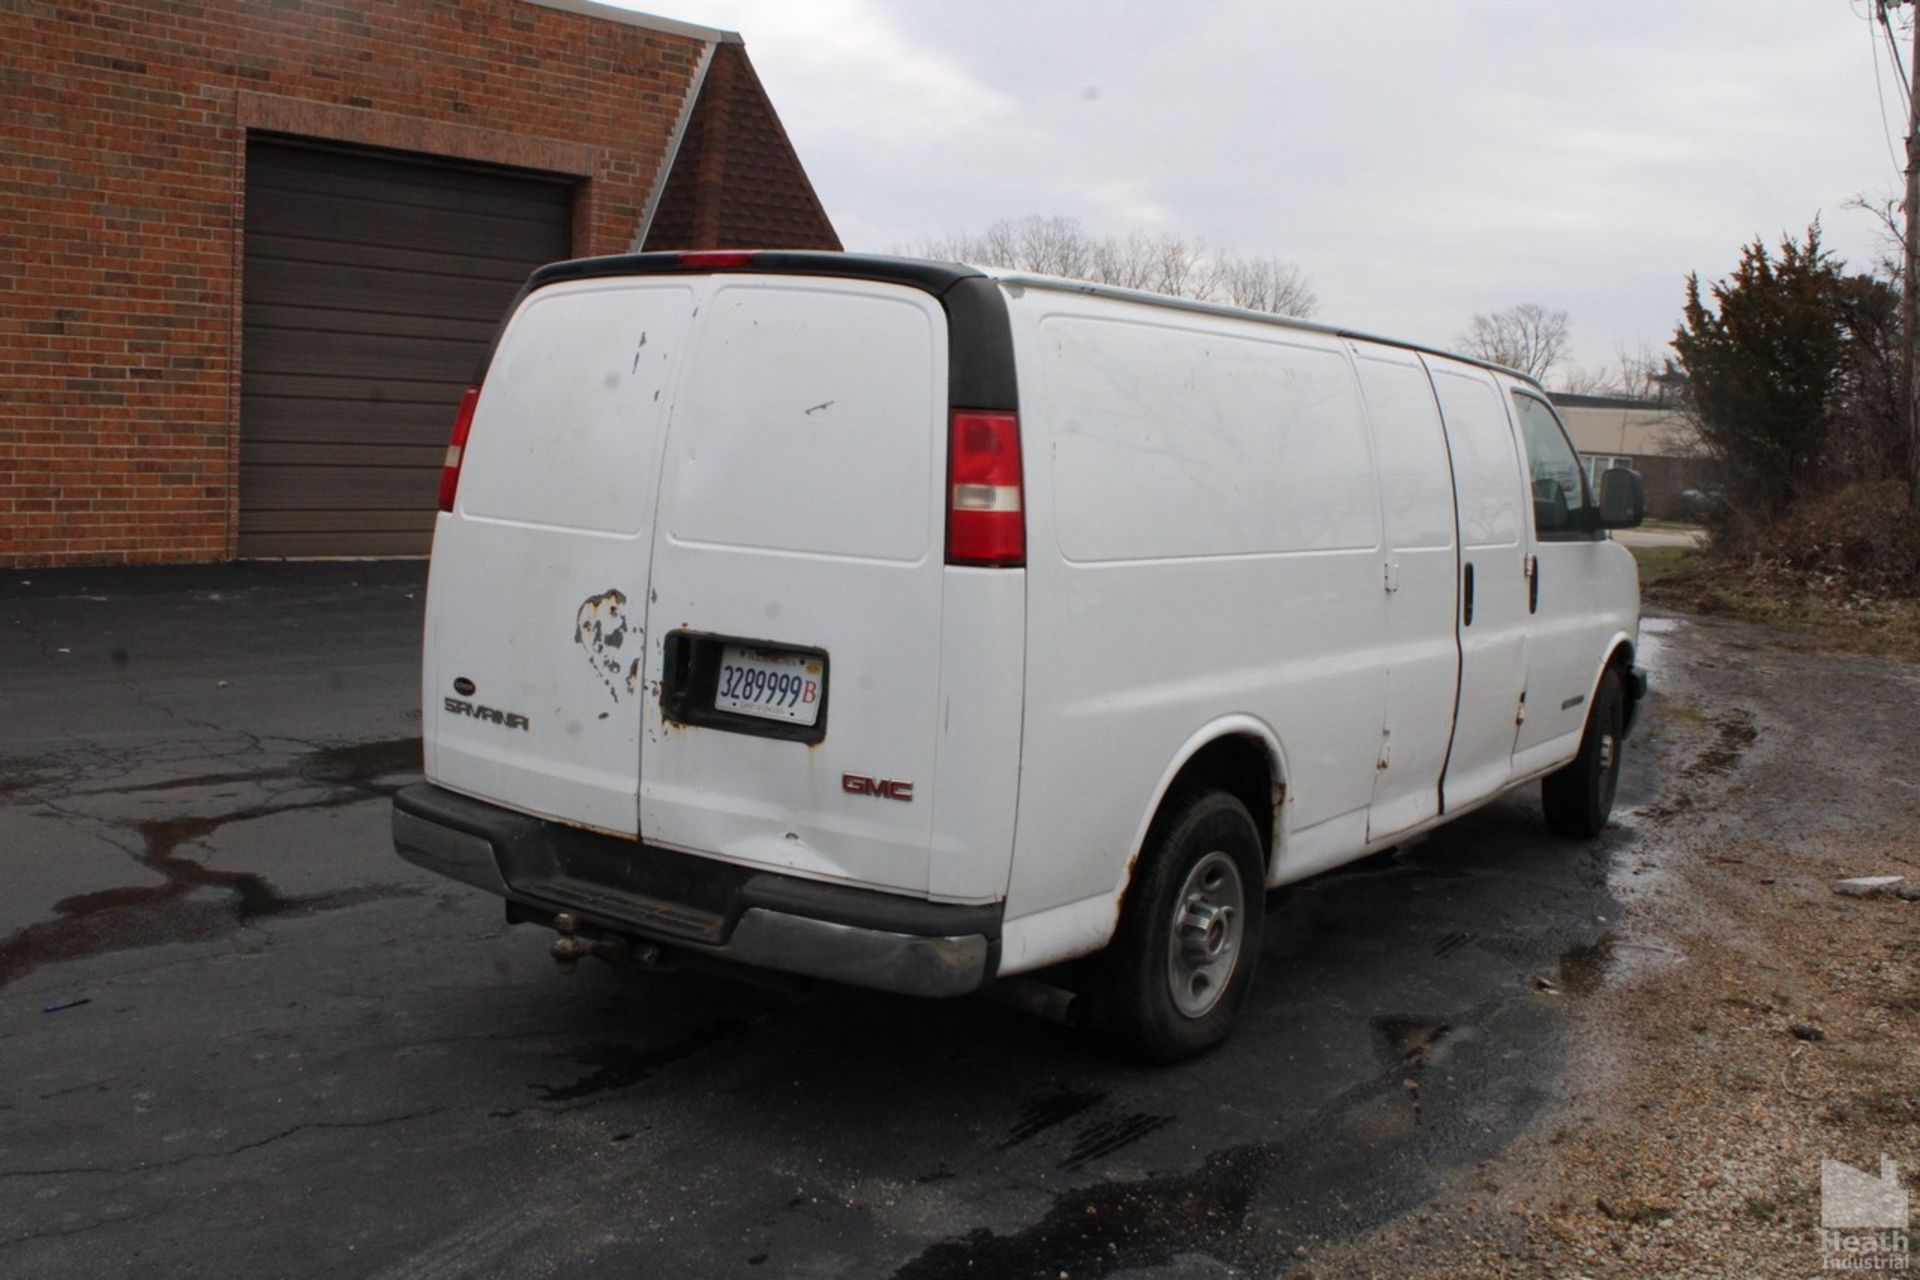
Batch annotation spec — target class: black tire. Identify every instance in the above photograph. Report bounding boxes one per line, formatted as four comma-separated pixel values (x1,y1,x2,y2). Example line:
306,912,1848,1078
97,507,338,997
1088,790,1265,1064
1542,666,1626,839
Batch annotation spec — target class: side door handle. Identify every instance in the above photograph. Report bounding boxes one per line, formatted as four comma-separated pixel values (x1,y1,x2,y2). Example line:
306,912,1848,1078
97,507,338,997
1527,554,1539,614
1462,562,1475,627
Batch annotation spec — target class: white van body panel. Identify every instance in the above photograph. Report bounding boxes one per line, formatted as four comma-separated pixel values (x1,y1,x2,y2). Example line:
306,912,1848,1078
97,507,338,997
925,569,1027,902
406,254,1643,1006
1002,292,1391,931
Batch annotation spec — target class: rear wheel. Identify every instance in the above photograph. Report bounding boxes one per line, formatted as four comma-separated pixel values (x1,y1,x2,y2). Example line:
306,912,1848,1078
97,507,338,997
1090,790,1265,1063
1542,666,1626,838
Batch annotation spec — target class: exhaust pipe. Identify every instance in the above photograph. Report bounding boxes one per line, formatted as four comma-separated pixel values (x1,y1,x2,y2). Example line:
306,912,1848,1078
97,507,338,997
985,976,1082,1026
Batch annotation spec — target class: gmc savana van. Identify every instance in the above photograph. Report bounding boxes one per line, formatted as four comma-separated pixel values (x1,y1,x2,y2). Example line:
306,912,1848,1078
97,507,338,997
393,250,1648,1061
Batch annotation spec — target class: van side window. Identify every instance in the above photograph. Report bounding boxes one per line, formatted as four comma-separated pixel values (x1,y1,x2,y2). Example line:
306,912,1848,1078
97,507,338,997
1510,392,1590,538
1429,368,1521,549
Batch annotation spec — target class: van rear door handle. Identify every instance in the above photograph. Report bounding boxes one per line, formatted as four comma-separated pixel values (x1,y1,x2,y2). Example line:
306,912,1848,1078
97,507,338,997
1462,562,1475,626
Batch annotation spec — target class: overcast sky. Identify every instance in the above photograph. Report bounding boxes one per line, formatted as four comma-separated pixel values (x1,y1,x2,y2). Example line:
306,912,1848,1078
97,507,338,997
631,0,1905,381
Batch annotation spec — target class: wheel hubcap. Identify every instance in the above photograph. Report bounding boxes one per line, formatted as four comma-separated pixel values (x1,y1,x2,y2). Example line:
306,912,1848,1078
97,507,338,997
1167,851,1246,1019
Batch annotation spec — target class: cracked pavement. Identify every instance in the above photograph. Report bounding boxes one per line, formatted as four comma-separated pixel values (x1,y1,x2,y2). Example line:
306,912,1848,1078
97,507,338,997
2,563,1662,1277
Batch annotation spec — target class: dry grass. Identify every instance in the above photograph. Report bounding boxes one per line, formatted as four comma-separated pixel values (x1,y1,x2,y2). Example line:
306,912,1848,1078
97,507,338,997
1641,555,1920,662
1635,483,1920,662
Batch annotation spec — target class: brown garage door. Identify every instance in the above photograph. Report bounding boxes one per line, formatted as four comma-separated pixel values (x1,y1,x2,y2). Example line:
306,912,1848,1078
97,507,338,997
239,139,573,557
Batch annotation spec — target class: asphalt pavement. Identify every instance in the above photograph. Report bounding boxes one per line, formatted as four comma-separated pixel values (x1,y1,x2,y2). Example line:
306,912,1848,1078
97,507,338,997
0,563,1653,1278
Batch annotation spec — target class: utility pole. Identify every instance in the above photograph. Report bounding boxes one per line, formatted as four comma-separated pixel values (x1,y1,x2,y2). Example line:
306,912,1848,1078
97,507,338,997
1898,0,1920,508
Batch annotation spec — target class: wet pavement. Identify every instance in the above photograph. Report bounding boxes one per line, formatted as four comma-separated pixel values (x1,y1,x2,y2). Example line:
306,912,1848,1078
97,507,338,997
1,564,1658,1277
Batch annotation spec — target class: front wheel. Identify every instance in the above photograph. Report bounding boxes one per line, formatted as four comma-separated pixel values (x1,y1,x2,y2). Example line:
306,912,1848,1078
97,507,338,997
1542,666,1626,839
1089,791,1266,1063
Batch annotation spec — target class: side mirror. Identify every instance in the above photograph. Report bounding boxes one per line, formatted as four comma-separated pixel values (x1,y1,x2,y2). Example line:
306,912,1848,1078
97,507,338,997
1597,467,1645,529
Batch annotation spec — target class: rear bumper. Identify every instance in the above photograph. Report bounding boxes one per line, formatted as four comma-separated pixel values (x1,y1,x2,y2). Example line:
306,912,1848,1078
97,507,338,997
392,783,999,998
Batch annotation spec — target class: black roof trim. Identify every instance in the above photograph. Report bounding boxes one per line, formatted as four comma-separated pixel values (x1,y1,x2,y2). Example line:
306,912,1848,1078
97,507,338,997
521,251,1017,411
525,250,986,295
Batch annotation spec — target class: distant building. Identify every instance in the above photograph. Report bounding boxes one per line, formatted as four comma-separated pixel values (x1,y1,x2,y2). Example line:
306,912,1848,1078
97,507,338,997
2,0,839,565
1551,392,1718,520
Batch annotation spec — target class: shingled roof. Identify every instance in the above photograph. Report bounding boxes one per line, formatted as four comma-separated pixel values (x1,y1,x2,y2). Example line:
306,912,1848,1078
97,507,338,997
643,41,840,251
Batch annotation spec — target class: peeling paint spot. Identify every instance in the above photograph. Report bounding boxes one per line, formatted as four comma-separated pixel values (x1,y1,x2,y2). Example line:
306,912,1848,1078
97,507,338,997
574,589,640,704
625,658,640,697
631,331,648,373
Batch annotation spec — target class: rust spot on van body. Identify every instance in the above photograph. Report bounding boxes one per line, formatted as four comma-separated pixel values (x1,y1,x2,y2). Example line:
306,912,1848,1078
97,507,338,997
574,589,638,703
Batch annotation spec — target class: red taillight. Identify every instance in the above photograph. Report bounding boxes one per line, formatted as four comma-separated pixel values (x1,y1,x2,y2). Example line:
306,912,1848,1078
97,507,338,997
437,386,480,513
947,410,1024,567
678,250,756,270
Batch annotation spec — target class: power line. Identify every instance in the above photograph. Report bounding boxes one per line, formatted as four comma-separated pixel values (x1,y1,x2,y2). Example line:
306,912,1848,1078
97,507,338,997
1870,0,1906,178
1879,0,1913,107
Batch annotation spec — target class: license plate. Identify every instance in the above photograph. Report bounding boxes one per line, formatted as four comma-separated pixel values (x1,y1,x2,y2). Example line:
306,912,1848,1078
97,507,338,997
714,646,824,726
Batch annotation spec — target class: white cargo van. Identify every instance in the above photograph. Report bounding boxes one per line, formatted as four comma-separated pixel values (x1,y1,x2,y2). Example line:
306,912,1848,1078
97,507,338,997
394,250,1648,1060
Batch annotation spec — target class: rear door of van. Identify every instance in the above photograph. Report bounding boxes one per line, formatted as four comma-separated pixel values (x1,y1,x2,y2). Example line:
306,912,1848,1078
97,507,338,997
638,275,951,897
424,276,695,836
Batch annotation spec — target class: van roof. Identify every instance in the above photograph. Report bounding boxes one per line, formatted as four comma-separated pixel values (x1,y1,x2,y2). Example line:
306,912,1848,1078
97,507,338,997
977,266,1542,390
521,250,1544,393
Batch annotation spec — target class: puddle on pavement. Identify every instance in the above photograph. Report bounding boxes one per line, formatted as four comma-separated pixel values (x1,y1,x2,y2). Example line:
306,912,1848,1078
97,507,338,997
1636,614,1682,679
0,737,423,990
1373,1016,1452,1070
892,1000,1546,1280
1556,933,1615,995
301,737,423,785
893,1143,1267,1280
66,736,422,799
1681,710,1758,780
530,1021,746,1104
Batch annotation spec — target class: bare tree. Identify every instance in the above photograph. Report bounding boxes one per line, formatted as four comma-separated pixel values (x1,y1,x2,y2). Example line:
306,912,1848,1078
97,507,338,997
1088,233,1154,291
1845,191,1904,283
1013,216,1090,279
1216,254,1319,319
1557,343,1670,401
1458,303,1570,381
908,216,1317,319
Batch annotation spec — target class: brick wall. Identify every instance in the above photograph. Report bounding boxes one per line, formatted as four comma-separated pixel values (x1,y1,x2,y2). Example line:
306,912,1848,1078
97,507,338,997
0,0,763,566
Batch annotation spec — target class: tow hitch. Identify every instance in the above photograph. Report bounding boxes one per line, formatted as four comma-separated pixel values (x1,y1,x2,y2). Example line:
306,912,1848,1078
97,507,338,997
548,912,655,971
